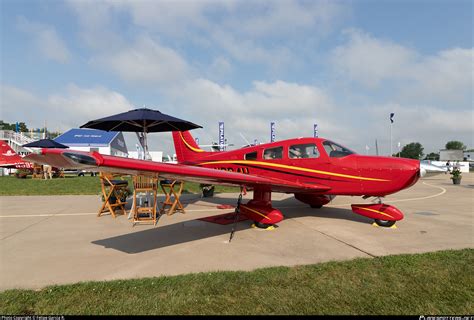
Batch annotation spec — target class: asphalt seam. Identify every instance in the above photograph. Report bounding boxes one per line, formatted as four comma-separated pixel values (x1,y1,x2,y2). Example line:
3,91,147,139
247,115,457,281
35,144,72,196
287,218,376,258
0,212,59,241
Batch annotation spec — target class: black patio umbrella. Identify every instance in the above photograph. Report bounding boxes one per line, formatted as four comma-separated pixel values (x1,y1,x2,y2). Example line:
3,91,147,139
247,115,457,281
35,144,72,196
22,139,69,149
80,108,202,159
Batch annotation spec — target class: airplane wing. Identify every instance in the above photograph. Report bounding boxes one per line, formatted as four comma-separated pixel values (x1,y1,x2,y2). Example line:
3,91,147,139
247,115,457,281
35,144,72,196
25,149,331,193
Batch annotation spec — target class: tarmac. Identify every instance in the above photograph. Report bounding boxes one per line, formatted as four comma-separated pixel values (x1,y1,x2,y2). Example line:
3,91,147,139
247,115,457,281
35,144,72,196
0,173,473,290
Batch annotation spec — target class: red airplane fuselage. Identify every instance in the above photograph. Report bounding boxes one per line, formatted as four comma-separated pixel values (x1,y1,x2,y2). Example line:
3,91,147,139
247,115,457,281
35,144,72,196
174,133,420,197
173,131,420,227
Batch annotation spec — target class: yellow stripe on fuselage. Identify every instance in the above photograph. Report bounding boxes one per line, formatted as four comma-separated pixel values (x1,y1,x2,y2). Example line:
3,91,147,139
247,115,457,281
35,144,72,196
180,132,205,153
197,160,389,182
352,206,394,219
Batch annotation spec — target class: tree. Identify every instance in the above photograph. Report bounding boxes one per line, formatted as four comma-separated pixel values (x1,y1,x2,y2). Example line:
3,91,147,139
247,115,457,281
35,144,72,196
0,120,28,132
400,142,424,160
445,141,466,150
18,122,28,132
424,152,439,161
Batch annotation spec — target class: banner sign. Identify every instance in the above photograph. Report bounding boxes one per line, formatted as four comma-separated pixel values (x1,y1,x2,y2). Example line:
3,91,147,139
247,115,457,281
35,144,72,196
218,122,225,151
314,124,318,138
270,122,275,142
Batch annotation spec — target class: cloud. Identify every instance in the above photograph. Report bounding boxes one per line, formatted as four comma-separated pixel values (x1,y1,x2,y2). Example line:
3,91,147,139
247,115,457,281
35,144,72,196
331,29,473,107
405,48,473,105
365,103,474,154
163,79,344,149
1,85,48,126
66,0,349,75
92,36,190,85
16,16,72,63
65,0,125,51
224,0,348,39
114,0,347,39
1,84,132,131
331,29,417,87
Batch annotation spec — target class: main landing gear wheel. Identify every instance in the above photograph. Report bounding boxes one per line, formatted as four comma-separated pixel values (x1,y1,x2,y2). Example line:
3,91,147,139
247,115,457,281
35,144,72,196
253,222,275,229
374,219,396,228
310,204,323,209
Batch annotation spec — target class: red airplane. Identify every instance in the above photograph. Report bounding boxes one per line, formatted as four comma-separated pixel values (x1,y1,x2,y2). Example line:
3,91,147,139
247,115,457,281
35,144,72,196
0,140,33,169
25,130,421,228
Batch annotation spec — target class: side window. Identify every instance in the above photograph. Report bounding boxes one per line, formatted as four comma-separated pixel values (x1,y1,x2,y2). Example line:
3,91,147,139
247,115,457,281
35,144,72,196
323,141,355,158
245,152,257,160
289,144,320,159
263,146,283,159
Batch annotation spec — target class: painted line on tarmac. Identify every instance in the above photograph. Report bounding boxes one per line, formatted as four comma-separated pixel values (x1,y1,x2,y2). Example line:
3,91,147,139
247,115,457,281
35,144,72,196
0,207,237,218
387,181,446,203
0,182,447,218
325,181,447,208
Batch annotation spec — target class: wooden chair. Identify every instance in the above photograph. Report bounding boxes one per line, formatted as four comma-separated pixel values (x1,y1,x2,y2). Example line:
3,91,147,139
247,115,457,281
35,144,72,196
32,164,43,179
159,180,185,216
131,175,158,226
98,172,129,218
55,169,65,178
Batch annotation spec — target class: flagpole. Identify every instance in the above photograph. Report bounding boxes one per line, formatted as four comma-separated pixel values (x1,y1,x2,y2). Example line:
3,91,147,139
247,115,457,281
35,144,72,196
390,122,393,156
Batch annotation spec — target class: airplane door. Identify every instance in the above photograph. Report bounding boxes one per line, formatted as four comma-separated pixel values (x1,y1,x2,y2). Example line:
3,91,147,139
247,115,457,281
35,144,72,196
288,142,330,185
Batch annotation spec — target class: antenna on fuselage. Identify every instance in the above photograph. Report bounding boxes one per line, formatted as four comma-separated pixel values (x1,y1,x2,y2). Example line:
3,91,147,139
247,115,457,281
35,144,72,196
239,132,251,146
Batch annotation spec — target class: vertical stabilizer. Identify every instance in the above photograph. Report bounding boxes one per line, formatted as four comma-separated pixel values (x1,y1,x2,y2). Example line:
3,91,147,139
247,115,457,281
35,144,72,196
0,140,30,168
172,131,212,163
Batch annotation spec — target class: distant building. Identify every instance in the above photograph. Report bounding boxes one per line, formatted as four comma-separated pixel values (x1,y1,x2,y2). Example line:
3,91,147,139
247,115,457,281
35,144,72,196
54,128,128,157
463,151,474,162
439,149,463,161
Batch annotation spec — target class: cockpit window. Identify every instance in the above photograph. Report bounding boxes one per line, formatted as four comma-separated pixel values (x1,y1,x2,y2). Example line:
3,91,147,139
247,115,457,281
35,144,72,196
263,146,283,159
245,152,257,160
323,141,355,158
289,143,320,159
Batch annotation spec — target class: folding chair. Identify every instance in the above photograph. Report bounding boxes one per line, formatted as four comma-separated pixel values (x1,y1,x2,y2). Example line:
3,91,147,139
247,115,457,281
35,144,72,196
159,180,185,216
98,172,128,218
56,169,65,178
32,164,43,179
131,175,158,226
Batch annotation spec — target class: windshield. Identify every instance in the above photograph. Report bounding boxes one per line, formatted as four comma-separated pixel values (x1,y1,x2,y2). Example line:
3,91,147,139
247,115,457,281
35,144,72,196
322,140,355,158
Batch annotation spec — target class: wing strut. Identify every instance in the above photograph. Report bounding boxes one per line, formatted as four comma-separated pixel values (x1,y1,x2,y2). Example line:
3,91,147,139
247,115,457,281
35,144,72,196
228,188,244,243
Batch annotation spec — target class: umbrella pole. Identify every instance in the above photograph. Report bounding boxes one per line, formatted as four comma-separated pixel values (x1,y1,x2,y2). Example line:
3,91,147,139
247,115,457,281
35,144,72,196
144,131,149,160
135,132,147,160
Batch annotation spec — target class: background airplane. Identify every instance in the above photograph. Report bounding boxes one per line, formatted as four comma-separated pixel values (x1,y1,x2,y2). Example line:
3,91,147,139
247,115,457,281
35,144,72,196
0,140,33,169
26,130,422,229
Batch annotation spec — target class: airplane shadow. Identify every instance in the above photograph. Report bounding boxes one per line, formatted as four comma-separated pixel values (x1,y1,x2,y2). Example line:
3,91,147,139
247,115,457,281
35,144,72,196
92,216,239,254
92,194,371,254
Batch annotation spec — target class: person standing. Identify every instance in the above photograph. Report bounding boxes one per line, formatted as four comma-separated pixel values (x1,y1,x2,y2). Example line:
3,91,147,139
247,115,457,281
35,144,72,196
445,160,451,174
43,164,53,179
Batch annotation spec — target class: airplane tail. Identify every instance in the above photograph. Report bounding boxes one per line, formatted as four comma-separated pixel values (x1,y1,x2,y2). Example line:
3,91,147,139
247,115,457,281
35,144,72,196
0,140,30,168
172,131,213,163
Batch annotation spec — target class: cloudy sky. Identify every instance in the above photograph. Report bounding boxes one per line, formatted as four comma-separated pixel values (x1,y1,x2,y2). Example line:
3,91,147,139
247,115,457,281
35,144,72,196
1,0,472,156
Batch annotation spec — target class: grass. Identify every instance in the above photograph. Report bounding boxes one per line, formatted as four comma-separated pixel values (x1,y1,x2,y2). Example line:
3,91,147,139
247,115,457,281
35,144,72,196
0,175,239,196
0,249,472,315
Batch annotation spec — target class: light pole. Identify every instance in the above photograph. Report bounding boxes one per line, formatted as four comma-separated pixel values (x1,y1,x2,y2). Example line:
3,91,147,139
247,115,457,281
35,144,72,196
390,113,395,156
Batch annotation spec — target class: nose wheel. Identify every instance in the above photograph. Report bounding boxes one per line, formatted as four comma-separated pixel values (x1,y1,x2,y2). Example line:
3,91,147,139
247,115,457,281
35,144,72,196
374,219,396,228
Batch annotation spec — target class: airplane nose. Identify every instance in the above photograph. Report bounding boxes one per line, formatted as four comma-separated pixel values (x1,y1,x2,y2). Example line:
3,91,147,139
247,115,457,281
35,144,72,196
389,158,420,189
420,167,427,177
405,159,421,187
